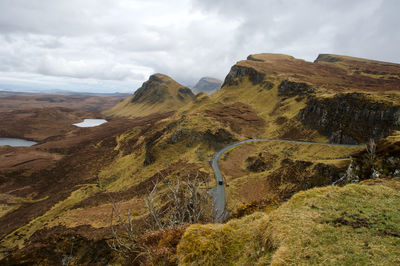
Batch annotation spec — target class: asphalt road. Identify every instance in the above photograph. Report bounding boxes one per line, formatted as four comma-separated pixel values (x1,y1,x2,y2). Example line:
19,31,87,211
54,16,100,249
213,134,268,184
210,139,365,222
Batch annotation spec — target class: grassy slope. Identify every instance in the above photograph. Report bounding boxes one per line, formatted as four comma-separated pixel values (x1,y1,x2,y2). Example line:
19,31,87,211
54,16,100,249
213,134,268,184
178,178,400,265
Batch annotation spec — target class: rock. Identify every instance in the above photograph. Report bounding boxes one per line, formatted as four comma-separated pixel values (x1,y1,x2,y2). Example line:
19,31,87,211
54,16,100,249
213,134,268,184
313,163,342,183
278,80,315,97
222,65,266,86
167,128,190,144
246,155,273,172
203,129,236,150
298,93,400,144
143,129,166,166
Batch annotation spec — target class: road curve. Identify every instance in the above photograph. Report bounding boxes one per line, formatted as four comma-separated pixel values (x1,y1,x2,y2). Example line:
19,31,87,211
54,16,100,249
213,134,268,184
210,139,365,222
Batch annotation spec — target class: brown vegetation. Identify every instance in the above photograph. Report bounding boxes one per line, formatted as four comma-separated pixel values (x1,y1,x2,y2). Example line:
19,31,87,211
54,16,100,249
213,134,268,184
235,53,400,94
0,92,129,113
204,102,266,137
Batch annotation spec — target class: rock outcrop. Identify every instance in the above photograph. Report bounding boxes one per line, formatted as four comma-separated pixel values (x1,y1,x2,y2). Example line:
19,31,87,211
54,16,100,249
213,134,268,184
222,65,274,90
278,80,315,96
298,93,400,144
167,127,237,150
223,65,265,86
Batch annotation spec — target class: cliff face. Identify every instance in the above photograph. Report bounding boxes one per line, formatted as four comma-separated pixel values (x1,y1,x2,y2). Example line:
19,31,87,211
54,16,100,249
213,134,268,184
223,65,265,86
297,93,400,144
222,65,275,90
276,79,400,144
278,80,315,96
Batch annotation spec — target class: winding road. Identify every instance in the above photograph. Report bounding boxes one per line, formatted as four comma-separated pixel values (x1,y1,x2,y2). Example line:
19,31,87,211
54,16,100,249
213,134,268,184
210,139,365,222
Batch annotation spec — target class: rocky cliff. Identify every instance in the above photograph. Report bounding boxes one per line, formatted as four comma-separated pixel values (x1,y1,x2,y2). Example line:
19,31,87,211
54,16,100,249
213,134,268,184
222,64,274,90
298,93,400,144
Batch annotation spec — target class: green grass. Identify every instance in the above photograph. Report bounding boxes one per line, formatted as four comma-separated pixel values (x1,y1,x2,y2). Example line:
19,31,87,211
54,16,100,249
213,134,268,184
177,179,400,265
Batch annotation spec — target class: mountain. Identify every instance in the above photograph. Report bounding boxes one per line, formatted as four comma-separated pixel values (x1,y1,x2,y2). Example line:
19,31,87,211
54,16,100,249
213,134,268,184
211,53,400,143
104,73,195,118
1,53,400,265
193,77,222,94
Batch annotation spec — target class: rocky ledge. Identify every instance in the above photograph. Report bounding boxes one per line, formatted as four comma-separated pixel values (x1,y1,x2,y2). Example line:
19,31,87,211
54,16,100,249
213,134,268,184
298,93,400,144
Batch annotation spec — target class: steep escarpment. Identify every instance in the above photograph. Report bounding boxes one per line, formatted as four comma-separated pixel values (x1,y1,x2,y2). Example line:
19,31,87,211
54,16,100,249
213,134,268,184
298,93,400,144
222,64,274,90
105,73,195,118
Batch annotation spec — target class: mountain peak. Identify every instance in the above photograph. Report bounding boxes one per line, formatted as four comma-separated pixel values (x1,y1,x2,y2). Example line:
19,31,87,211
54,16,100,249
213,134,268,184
105,73,194,118
148,73,172,82
193,77,222,94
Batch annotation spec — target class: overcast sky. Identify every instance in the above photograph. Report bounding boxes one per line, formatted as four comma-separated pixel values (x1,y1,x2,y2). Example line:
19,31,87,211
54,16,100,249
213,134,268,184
0,0,399,93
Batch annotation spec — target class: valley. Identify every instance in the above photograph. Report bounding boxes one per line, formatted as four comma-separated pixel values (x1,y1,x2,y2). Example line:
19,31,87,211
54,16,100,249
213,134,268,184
0,53,399,265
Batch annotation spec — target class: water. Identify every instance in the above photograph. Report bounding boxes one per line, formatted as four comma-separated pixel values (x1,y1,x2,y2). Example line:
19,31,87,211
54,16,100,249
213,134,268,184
73,119,107,128
0,138,37,147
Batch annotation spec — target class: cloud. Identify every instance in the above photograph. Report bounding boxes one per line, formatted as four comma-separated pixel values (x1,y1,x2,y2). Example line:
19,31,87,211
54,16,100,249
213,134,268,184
0,0,399,92
37,56,146,81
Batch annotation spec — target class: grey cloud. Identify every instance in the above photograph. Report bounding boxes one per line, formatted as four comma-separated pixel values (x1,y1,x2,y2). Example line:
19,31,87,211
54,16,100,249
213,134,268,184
0,0,399,92
193,0,400,63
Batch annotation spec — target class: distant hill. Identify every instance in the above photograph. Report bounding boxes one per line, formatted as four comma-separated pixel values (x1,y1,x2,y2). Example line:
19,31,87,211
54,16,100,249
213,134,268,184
105,73,195,118
0,91,130,113
193,77,222,94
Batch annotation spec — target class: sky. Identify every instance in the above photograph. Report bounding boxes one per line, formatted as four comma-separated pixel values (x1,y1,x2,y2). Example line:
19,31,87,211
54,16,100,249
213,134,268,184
0,0,399,93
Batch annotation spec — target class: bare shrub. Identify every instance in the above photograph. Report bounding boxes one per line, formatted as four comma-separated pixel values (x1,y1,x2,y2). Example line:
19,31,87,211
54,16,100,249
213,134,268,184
145,171,213,229
108,198,139,261
108,171,213,262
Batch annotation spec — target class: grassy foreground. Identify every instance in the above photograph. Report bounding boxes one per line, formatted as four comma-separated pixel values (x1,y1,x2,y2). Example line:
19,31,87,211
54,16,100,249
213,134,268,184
177,178,400,265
